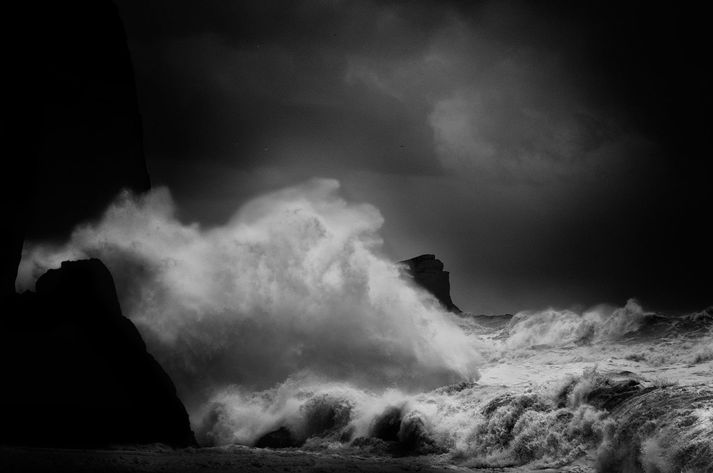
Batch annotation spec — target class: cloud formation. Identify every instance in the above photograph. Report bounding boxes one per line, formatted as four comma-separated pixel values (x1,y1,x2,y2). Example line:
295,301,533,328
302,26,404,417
112,0,711,313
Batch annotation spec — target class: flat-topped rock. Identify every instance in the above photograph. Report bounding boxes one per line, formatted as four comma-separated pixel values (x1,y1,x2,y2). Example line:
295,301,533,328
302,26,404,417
400,254,461,313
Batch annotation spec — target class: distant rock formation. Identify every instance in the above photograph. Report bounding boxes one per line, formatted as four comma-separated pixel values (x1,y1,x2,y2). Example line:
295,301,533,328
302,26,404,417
0,259,196,447
400,254,461,313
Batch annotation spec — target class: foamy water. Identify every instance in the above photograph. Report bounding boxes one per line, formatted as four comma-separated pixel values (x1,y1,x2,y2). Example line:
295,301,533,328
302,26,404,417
18,180,713,472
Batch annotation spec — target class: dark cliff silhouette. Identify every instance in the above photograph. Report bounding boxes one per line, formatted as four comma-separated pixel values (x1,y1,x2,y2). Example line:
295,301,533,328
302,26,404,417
400,254,461,313
0,0,194,447
2,0,150,300
0,260,196,447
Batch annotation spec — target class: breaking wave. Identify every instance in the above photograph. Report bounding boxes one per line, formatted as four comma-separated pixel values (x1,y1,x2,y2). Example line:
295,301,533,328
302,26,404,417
17,179,713,471
458,301,713,349
198,370,612,462
596,384,713,473
18,178,480,407
197,368,713,472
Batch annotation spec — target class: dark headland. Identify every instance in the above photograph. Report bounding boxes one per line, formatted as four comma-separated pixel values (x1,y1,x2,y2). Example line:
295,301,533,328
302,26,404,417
0,0,192,449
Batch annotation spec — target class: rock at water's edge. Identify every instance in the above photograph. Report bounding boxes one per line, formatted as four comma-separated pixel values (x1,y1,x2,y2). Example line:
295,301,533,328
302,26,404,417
400,254,461,313
0,259,196,447
0,0,194,449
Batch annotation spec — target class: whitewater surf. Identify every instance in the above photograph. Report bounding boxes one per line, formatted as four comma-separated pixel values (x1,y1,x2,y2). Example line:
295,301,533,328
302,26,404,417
18,180,713,472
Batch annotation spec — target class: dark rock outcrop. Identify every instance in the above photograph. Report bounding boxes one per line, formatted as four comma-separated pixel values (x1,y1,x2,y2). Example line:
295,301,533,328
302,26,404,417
400,254,461,313
1,0,149,301
0,1,194,448
0,259,196,447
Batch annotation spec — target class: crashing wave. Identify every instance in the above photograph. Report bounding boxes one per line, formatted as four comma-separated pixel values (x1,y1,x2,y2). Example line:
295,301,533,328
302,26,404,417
459,301,713,351
194,368,713,472
16,179,713,471
597,384,713,472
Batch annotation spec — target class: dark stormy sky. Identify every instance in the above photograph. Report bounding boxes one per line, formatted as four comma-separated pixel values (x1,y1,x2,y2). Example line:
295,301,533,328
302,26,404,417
113,0,711,314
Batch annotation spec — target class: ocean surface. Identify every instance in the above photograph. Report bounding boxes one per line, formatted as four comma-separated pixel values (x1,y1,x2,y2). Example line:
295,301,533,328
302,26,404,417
187,300,713,473
18,182,713,472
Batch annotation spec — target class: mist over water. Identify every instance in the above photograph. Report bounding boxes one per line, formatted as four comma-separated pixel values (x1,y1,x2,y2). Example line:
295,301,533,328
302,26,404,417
19,179,481,437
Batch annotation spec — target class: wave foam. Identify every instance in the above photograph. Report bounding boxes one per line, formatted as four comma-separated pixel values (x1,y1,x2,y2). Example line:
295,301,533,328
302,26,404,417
19,179,481,411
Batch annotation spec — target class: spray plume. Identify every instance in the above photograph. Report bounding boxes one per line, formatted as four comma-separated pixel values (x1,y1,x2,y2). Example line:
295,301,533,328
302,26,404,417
19,178,481,443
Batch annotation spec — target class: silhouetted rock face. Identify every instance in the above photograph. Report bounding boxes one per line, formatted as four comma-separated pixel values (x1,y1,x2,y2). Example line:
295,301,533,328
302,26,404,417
1,0,149,300
26,0,151,241
400,254,461,313
0,259,196,447
0,1,193,449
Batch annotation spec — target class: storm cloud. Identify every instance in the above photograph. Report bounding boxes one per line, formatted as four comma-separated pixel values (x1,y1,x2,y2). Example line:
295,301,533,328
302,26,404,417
112,0,711,313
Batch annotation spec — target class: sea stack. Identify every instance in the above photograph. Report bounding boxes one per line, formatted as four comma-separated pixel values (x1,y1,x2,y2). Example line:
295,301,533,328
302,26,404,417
400,254,461,313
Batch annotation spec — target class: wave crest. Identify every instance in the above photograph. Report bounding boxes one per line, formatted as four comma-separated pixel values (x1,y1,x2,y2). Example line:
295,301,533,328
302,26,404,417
19,179,481,411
